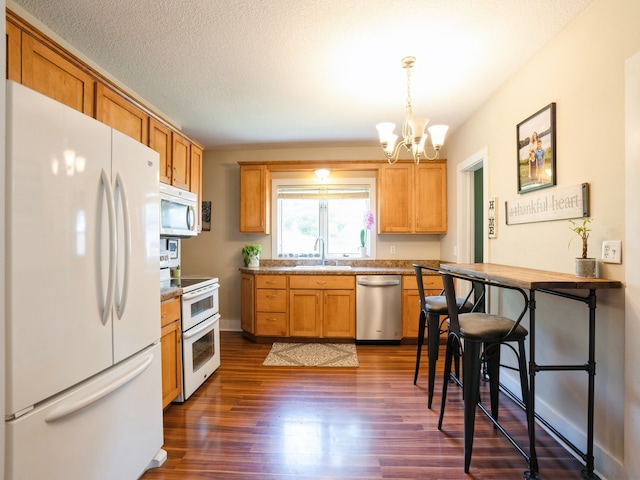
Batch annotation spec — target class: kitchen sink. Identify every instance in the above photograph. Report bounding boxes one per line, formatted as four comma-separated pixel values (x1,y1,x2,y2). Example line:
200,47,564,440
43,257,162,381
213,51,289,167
293,265,353,270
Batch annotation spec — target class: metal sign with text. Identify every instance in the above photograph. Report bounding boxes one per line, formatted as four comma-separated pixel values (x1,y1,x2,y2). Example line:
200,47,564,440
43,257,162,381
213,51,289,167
505,183,589,225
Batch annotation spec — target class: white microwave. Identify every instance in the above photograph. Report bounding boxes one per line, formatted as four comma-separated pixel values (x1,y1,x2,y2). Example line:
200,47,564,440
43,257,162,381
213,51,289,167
160,183,198,237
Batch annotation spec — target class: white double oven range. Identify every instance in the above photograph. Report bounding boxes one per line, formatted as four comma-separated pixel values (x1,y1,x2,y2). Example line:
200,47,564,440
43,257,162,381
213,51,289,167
160,238,221,402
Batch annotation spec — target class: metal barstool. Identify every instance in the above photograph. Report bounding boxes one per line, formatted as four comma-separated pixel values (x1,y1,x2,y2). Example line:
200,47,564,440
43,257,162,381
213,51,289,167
437,270,536,474
412,264,475,408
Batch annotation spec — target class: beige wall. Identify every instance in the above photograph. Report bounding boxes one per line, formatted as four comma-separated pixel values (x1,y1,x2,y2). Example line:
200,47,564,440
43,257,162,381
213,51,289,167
441,0,640,478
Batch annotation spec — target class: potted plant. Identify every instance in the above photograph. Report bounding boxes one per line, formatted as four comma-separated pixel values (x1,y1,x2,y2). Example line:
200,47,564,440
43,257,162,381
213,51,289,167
242,243,262,268
568,218,596,277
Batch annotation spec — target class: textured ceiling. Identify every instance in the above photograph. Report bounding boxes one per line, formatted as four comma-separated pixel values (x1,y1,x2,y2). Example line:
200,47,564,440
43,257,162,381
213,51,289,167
9,0,594,150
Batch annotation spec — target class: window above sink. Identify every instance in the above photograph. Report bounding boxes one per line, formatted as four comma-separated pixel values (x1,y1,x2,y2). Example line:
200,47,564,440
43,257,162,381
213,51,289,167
271,175,377,260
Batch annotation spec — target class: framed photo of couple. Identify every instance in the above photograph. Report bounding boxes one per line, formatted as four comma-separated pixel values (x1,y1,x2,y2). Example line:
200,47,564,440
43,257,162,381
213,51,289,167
517,102,556,194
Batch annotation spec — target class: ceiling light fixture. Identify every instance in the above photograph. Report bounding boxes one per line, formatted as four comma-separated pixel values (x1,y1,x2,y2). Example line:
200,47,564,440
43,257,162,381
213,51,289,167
315,168,330,182
376,56,449,165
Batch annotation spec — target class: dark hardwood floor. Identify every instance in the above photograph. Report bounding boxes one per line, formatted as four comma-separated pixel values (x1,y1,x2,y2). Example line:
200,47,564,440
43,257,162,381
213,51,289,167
141,332,585,479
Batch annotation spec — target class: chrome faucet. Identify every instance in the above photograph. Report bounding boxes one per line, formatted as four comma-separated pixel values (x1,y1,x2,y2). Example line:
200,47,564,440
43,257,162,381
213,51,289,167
314,236,326,265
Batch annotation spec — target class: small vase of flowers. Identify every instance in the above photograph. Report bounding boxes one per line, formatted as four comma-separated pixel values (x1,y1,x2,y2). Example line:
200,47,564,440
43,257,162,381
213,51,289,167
359,211,375,257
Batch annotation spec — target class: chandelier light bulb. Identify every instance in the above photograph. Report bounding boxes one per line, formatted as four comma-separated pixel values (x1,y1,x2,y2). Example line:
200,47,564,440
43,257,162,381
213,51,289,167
428,124,449,149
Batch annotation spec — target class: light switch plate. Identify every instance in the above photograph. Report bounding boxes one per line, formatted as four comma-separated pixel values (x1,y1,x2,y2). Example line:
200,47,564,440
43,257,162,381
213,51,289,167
602,240,622,264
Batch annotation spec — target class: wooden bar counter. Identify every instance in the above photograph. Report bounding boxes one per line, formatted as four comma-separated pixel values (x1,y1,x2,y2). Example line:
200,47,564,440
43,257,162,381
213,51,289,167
440,263,623,480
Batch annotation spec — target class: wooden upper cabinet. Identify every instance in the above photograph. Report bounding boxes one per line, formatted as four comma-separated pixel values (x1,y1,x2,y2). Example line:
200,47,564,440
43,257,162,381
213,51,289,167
96,83,149,144
415,161,447,233
6,19,22,82
239,164,271,234
149,118,173,184
378,161,447,234
378,163,414,233
190,144,203,232
8,10,205,228
20,33,96,116
171,133,191,191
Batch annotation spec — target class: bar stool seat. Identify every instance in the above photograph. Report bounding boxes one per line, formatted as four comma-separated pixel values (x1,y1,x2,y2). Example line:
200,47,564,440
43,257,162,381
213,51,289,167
437,270,534,474
412,264,475,408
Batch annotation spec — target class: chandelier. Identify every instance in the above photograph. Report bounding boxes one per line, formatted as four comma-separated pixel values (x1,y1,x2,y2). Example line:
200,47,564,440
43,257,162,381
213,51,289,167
376,56,449,165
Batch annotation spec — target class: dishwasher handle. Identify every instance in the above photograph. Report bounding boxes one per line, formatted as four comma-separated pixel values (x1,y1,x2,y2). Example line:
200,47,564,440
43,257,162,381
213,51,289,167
357,279,401,287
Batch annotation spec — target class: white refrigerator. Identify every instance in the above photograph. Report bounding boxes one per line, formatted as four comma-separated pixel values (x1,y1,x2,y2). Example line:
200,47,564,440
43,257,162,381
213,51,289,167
4,81,165,479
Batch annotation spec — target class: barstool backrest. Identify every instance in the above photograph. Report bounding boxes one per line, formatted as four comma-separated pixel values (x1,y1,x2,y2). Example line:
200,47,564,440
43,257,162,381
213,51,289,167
412,264,444,311
440,270,529,340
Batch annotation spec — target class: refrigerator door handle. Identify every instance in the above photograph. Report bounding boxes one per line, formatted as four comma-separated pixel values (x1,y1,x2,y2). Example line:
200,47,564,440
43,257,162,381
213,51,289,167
114,172,131,319
101,168,117,326
44,353,154,423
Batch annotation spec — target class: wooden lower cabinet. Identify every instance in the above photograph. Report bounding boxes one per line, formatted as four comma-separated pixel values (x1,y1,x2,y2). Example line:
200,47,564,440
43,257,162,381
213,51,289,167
160,298,182,408
240,273,255,334
289,290,322,337
255,275,288,336
402,274,444,338
289,275,355,339
242,272,437,341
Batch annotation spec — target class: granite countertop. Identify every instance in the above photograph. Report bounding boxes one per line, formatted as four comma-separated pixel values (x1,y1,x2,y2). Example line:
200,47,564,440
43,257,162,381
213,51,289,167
239,259,441,276
160,286,182,302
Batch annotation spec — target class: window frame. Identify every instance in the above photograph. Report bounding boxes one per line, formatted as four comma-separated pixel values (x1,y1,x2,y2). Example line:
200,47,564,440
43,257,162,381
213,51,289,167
271,176,377,260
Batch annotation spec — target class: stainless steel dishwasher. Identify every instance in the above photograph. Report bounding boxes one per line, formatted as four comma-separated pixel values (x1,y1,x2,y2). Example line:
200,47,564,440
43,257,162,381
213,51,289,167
356,275,402,341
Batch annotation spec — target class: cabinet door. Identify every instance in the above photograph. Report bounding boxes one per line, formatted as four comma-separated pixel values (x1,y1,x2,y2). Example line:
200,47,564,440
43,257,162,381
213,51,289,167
415,162,447,233
149,118,173,184
256,289,288,312
402,274,444,338
240,274,255,334
190,144,203,232
21,34,96,116
6,19,22,82
289,290,322,337
160,320,181,408
96,83,149,144
256,313,288,336
402,288,422,338
239,165,271,234
378,163,414,233
323,289,355,338
172,134,191,190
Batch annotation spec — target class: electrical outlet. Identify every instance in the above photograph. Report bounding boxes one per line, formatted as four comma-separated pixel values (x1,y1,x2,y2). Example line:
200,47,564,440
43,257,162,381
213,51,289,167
602,240,622,264
390,245,396,254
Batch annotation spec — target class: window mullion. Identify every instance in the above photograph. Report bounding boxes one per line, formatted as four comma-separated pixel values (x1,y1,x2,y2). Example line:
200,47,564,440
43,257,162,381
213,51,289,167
320,200,328,239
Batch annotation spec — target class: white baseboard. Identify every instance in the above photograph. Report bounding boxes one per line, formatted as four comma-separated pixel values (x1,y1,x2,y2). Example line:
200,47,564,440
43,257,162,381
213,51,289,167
500,376,623,480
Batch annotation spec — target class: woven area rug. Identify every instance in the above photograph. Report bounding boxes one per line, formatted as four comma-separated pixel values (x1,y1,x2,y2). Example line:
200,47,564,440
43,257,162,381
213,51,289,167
262,342,359,367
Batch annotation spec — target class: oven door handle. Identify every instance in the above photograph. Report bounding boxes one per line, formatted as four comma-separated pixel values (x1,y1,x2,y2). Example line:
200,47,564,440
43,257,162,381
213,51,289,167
183,313,220,340
182,284,219,301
